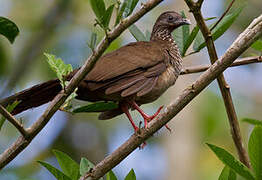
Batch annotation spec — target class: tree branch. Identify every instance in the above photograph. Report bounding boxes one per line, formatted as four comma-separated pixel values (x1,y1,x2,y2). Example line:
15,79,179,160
0,105,28,137
81,14,262,180
185,0,251,167
0,0,164,170
181,56,262,75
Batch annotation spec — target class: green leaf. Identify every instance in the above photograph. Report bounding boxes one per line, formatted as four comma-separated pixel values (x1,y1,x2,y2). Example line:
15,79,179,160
122,0,139,18
204,17,217,21
106,170,117,180
87,32,97,51
53,150,80,180
115,0,139,25
38,161,71,180
124,169,136,180
44,53,73,88
101,4,114,28
0,100,20,131
0,16,19,43
73,102,118,113
183,25,199,56
219,166,236,180
90,0,106,22
79,157,94,176
128,24,147,41
207,143,255,180
251,40,262,51
248,125,262,180
172,11,189,55
193,7,244,51
242,118,262,126
145,30,151,41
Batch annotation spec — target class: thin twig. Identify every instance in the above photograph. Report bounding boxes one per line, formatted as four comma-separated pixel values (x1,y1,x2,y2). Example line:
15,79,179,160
181,56,262,75
185,0,251,167
0,0,164,170
210,0,236,31
80,14,262,180
0,105,28,137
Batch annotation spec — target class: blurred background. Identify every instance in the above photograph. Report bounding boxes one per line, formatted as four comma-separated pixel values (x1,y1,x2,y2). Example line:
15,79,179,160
0,0,261,179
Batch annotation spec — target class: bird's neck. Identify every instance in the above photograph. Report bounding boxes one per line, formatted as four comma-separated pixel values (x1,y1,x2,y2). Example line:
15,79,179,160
150,27,173,42
151,27,182,69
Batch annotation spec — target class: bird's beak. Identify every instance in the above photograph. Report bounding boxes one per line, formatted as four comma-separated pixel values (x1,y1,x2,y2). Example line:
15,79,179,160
180,18,191,25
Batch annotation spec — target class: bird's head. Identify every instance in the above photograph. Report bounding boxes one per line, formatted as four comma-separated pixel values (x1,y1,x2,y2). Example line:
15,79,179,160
151,11,191,40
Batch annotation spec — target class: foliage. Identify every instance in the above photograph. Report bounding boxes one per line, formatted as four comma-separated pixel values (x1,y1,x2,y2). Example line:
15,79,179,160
38,150,136,180
0,16,19,43
208,119,262,180
193,6,244,52
218,166,236,180
44,53,73,89
73,101,118,113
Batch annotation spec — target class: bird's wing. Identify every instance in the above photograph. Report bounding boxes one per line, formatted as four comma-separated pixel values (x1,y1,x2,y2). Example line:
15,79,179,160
85,41,166,82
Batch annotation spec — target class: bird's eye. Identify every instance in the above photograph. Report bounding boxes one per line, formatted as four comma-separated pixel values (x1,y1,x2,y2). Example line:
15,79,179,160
168,16,174,21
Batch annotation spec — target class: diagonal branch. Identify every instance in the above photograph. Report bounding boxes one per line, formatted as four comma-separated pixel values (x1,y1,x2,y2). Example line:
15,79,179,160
185,0,251,167
80,14,262,180
181,56,262,75
0,0,164,170
0,105,28,137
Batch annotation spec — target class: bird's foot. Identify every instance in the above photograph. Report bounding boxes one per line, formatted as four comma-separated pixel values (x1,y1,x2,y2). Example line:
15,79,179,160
144,106,172,132
139,141,147,149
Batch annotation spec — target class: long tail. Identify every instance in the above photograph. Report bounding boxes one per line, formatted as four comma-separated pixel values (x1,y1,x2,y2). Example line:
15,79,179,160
0,79,62,115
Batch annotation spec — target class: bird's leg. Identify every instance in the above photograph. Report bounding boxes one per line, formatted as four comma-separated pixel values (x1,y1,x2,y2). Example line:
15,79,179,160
129,101,171,132
120,102,147,148
129,101,163,128
120,103,139,132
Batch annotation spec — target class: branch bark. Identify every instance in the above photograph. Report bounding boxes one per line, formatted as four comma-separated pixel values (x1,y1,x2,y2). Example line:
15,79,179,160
181,56,262,75
185,0,251,167
81,14,262,180
0,0,164,170
0,105,28,137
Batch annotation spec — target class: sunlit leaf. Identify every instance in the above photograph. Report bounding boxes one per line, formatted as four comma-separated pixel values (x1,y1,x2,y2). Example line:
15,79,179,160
207,143,255,180
101,4,114,28
106,170,117,180
115,0,138,25
53,150,80,180
124,169,136,180
38,161,71,180
242,118,262,126
80,158,94,176
248,125,262,180
73,102,118,113
44,53,73,88
128,24,147,41
219,166,236,180
90,0,106,22
0,16,19,43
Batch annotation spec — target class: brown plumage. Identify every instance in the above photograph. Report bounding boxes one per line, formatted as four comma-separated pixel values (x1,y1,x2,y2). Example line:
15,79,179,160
0,11,190,132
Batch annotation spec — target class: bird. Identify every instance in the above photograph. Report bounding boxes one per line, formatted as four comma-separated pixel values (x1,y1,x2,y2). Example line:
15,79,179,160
0,11,190,133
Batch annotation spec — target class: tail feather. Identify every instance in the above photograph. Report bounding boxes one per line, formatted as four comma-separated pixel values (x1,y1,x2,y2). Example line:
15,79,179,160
0,79,62,115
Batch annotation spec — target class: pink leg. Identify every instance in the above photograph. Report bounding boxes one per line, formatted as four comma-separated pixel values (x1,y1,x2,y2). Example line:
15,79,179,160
130,101,171,132
120,103,138,132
